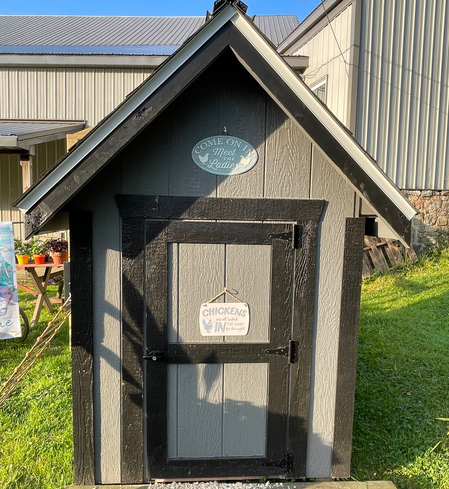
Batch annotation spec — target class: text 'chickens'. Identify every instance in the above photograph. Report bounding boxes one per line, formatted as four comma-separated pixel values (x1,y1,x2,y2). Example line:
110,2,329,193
199,302,250,336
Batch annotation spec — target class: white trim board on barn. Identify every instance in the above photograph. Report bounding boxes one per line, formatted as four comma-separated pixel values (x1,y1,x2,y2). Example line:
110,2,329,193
13,2,415,243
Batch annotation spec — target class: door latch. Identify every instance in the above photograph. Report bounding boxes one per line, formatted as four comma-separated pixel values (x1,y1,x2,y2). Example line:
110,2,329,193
143,350,166,362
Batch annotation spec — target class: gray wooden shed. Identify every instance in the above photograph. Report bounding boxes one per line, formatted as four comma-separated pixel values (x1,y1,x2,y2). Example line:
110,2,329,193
14,2,415,486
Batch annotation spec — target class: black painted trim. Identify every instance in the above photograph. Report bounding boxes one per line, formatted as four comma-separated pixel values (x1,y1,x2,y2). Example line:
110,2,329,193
164,221,294,244
144,221,168,477
331,217,365,478
70,212,95,485
118,196,324,480
288,219,319,476
116,195,325,223
266,239,292,462
144,219,294,480
145,457,289,479
165,343,289,363
121,218,146,483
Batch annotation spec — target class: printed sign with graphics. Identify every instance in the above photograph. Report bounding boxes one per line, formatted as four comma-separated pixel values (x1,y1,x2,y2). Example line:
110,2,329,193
192,135,258,175
200,302,250,336
0,222,21,339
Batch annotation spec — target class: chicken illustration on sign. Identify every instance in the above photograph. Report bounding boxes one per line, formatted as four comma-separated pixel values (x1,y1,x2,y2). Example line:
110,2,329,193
199,302,250,336
192,135,258,175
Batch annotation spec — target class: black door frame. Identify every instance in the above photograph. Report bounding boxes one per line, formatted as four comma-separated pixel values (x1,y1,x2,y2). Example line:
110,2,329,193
117,195,324,483
146,220,295,479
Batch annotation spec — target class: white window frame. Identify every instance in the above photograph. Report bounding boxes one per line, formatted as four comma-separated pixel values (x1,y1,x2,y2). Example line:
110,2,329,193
310,76,328,104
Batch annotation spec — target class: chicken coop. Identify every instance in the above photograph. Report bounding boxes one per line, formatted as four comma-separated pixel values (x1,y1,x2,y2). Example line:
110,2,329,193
14,2,415,486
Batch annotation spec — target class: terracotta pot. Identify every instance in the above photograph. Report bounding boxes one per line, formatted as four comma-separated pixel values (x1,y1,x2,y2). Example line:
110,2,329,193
17,254,29,265
33,254,46,265
51,251,68,265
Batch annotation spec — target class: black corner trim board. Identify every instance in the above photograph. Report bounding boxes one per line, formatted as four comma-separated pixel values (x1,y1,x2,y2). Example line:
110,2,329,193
70,212,95,485
331,217,365,478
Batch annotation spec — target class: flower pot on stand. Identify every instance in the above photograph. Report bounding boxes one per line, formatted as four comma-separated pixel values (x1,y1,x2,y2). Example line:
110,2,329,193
33,254,46,265
17,254,29,265
51,252,68,265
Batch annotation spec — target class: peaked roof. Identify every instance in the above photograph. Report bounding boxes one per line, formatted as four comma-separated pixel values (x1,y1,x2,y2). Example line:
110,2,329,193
0,14,299,54
13,2,415,243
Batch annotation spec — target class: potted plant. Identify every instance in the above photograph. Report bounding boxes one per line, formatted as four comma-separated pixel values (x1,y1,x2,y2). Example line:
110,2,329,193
14,237,32,265
46,238,69,265
30,237,48,265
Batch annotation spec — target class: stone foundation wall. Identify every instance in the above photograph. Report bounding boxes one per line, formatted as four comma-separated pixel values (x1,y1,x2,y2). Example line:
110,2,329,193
403,190,449,252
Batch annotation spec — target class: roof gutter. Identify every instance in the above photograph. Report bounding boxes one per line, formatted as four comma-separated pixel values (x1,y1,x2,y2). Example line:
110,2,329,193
0,53,170,68
0,52,307,72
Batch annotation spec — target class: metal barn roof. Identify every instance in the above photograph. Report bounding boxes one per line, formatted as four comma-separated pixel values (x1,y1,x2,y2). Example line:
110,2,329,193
0,14,299,55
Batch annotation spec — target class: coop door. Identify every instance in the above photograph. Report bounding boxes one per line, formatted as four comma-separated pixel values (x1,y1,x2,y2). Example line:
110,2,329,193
143,219,303,480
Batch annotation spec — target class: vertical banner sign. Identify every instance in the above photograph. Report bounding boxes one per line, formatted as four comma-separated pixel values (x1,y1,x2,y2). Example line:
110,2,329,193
0,222,21,339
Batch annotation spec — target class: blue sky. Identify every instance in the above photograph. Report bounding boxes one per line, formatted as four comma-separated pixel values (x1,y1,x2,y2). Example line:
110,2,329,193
2,0,322,21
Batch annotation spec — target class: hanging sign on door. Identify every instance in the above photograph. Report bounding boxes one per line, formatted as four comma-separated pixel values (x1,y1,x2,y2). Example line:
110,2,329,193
199,302,250,336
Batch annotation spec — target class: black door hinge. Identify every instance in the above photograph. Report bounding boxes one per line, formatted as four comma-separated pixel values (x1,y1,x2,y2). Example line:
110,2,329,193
265,340,298,364
269,225,300,249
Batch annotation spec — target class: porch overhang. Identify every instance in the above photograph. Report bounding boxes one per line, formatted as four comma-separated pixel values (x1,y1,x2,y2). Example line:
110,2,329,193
0,120,85,152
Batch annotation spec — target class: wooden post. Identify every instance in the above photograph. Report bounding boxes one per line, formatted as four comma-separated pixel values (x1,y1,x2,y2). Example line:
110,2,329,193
67,127,93,151
20,154,32,192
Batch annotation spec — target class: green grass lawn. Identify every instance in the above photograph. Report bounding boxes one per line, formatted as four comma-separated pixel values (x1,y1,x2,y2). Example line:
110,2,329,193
1,251,449,489
0,287,73,489
352,249,449,488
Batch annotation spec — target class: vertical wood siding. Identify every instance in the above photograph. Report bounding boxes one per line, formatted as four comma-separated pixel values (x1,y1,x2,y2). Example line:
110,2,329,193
69,54,357,482
290,1,359,131
0,67,153,126
357,0,449,189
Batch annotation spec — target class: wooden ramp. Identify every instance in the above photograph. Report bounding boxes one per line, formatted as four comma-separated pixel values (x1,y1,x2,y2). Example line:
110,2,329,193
363,236,418,279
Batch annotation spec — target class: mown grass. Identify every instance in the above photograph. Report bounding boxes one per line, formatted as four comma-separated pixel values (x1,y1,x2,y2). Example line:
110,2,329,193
0,287,73,489
352,248,449,488
1,251,449,489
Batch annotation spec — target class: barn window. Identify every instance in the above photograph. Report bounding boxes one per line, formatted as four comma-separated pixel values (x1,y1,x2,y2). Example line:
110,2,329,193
311,77,327,104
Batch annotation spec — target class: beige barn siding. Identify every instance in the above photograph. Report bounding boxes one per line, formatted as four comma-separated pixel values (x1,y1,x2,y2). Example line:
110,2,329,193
0,67,154,125
0,154,25,237
289,0,359,131
0,140,67,237
357,0,449,190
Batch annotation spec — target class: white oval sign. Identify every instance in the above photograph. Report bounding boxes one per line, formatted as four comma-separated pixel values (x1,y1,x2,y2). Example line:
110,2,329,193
192,135,258,175
199,302,250,336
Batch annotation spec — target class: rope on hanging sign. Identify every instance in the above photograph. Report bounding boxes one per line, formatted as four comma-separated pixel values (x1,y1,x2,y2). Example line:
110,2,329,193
205,287,245,304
